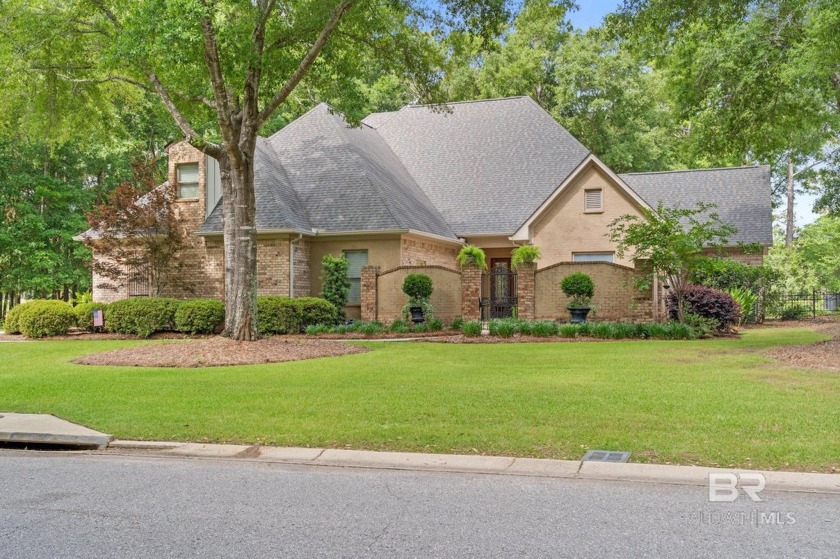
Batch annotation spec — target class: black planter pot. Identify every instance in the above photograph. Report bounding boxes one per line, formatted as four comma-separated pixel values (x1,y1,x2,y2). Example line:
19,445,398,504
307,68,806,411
409,306,425,324
568,307,591,323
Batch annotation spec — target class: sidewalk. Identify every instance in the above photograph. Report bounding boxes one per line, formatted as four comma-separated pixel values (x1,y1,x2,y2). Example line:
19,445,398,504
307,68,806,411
108,440,840,495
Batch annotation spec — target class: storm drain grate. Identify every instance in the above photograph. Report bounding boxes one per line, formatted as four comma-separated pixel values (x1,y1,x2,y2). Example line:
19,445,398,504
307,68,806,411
582,450,631,463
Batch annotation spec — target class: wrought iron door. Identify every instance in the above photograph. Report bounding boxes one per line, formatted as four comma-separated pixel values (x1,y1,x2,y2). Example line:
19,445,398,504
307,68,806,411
482,260,517,319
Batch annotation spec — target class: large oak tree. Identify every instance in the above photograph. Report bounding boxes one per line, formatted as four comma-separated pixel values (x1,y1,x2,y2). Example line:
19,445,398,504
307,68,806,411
4,0,509,340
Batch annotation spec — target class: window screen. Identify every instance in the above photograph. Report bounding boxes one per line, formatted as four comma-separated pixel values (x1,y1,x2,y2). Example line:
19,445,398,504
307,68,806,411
584,189,603,211
572,253,614,263
343,250,368,303
177,163,200,199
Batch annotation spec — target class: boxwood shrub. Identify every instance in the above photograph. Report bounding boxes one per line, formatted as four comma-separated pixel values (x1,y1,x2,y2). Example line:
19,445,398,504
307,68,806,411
175,299,225,334
257,296,338,335
106,297,181,338
17,300,75,338
73,302,109,332
3,301,37,334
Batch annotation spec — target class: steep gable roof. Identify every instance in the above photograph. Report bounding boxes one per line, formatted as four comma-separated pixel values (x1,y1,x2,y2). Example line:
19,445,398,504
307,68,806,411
620,166,773,246
368,97,591,235
198,137,312,234
264,104,455,238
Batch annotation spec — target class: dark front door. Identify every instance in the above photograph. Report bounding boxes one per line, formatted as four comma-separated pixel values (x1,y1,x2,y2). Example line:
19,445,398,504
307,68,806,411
483,258,517,319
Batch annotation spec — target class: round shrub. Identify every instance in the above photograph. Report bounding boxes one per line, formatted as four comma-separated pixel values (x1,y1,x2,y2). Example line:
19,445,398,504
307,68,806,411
295,297,338,328
73,302,109,332
402,274,433,300
3,301,40,334
18,300,75,338
175,299,225,334
666,284,741,331
561,272,595,300
257,296,339,335
106,297,181,338
257,296,299,335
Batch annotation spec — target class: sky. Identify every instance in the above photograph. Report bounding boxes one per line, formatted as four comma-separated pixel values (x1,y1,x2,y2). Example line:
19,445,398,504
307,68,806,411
564,0,819,227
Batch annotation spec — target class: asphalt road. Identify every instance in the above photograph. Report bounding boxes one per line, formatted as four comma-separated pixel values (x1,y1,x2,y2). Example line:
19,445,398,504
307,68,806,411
1,451,837,558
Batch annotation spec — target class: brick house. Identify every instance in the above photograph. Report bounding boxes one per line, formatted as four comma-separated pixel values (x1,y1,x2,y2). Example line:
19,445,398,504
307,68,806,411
87,97,772,322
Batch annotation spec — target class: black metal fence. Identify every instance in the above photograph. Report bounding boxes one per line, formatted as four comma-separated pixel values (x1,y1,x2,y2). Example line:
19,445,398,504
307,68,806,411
764,291,840,320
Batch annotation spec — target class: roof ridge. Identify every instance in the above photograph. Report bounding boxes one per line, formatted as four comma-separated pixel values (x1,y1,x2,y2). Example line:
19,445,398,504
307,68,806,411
328,115,407,231
404,96,528,109
621,165,766,176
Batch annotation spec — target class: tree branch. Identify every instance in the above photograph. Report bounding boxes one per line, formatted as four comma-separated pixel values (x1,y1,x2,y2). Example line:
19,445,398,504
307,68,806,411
147,71,200,142
257,0,354,126
89,0,121,29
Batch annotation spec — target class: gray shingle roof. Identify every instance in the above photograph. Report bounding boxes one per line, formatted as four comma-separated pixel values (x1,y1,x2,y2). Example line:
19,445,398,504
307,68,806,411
198,138,312,234
196,98,772,247
620,166,773,246
369,97,591,235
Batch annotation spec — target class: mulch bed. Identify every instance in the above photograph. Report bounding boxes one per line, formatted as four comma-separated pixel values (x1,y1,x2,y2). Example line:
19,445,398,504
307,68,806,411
73,336,368,368
765,320,840,372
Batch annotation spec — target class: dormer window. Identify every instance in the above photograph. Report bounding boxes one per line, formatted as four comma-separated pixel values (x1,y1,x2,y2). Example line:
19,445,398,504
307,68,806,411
177,163,199,199
584,189,602,212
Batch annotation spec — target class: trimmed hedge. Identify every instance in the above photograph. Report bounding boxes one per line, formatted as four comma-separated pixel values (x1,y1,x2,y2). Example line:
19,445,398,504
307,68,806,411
73,302,109,332
667,284,741,331
106,297,181,338
175,299,225,334
3,301,34,334
257,296,338,335
18,300,75,338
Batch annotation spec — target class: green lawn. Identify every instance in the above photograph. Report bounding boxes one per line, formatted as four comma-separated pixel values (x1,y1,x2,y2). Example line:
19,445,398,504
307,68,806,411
1,327,838,471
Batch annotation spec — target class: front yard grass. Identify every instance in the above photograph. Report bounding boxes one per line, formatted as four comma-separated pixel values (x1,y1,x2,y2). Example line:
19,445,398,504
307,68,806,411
1,327,838,471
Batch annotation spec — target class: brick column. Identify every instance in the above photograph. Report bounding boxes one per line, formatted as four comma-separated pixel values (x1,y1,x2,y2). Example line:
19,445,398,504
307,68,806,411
460,263,482,320
517,262,536,320
360,266,380,322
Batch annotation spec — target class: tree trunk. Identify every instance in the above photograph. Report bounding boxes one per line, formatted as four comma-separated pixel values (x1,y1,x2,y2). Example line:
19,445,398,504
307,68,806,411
219,150,259,341
786,156,795,247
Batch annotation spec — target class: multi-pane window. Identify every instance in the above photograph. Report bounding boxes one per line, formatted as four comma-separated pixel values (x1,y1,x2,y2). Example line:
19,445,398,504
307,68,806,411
584,189,603,212
343,250,368,304
572,252,614,263
177,163,200,199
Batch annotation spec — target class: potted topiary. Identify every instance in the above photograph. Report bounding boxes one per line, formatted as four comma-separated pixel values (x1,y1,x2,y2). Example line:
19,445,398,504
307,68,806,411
561,272,594,323
511,245,541,270
401,273,434,324
456,245,487,270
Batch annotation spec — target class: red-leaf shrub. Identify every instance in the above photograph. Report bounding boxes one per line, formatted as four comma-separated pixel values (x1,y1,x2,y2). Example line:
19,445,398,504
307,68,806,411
666,283,741,331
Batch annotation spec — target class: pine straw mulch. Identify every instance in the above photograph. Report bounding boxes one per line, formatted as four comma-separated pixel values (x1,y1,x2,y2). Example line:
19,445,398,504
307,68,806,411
73,336,368,368
764,318,840,373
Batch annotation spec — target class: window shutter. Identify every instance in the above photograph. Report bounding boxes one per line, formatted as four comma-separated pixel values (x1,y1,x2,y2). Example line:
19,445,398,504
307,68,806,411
584,189,602,211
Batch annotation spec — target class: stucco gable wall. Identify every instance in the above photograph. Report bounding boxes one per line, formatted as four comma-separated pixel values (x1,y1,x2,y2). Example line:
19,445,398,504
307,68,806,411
530,164,644,268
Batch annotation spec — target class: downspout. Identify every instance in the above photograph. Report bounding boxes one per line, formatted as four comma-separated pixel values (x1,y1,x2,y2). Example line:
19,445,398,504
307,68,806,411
289,234,303,297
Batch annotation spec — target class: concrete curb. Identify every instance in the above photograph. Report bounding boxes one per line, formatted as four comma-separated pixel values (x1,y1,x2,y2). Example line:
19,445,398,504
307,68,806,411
106,440,840,495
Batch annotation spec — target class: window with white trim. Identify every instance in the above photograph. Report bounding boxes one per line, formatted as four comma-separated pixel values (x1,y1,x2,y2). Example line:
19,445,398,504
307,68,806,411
343,250,368,304
573,252,614,263
177,163,200,199
584,189,603,212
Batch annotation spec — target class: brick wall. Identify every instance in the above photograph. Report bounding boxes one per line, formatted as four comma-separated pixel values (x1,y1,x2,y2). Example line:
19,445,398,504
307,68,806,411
372,265,462,323
292,237,311,297
400,236,460,267
361,266,380,321
256,238,290,296
461,263,482,320
516,262,536,320
535,262,653,322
